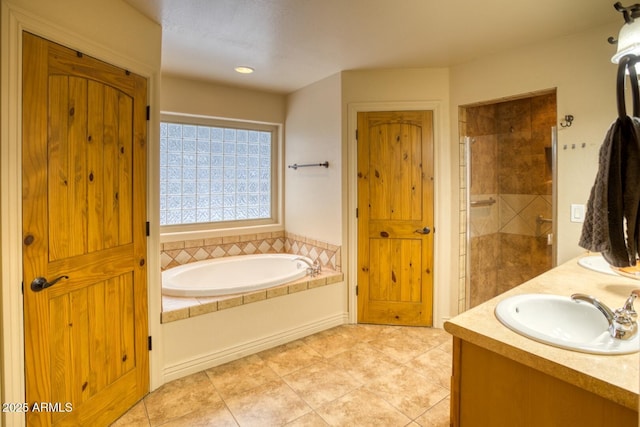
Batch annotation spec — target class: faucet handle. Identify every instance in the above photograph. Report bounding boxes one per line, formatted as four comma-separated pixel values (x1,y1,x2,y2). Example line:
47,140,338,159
612,290,639,340
621,290,639,322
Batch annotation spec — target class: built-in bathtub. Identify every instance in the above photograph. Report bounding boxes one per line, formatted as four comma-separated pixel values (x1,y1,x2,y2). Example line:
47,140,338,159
160,253,347,383
162,253,312,297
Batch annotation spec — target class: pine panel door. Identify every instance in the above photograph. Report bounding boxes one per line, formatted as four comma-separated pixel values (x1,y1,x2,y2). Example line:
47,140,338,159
22,32,149,426
357,111,434,326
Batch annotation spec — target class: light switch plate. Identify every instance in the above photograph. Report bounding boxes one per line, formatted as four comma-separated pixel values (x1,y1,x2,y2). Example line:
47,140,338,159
570,204,585,223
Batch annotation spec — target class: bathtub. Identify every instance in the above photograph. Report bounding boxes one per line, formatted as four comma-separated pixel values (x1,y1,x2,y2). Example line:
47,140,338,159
162,254,312,297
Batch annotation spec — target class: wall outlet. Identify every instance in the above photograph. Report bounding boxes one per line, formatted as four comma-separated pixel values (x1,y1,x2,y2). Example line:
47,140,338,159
570,204,585,223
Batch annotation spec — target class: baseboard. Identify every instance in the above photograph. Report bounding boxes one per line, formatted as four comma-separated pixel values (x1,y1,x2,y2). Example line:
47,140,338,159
162,312,348,383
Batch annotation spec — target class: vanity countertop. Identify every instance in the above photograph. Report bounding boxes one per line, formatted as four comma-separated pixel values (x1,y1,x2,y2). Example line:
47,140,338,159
444,254,640,411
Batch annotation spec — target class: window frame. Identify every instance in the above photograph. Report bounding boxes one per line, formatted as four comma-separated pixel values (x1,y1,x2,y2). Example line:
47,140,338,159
159,112,283,240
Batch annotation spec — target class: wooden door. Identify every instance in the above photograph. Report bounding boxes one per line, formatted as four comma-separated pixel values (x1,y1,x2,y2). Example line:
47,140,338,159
22,32,149,426
357,111,434,326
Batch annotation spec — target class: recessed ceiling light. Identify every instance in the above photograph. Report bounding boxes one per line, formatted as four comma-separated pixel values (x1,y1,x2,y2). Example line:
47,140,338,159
234,66,254,74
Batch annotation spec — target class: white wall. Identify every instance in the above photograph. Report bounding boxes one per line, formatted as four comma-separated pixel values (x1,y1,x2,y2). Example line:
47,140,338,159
450,22,620,265
341,68,455,324
161,74,286,125
0,0,161,424
284,73,342,244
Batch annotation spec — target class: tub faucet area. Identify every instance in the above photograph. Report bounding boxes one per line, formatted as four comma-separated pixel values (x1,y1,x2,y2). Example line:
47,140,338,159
571,290,639,340
294,256,322,277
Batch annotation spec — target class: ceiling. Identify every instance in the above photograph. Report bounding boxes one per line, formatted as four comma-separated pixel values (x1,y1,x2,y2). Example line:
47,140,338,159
124,0,621,94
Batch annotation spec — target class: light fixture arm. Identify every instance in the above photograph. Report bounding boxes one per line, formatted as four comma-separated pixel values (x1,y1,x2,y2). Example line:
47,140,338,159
610,2,640,63
614,2,640,24
609,2,640,45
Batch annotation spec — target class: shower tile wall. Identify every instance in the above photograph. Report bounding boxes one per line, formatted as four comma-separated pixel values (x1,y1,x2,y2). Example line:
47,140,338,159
464,93,556,308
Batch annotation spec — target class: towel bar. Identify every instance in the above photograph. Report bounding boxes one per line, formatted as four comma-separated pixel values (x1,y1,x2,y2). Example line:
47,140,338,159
288,161,329,170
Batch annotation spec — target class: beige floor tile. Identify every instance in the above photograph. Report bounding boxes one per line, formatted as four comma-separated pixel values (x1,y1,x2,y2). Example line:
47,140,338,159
327,342,404,384
282,361,362,408
285,411,330,426
315,388,411,426
302,328,358,358
400,327,452,350
437,336,453,354
205,354,280,398
406,362,451,391
224,379,312,426
406,348,452,390
364,365,450,419
330,323,396,343
111,401,149,427
367,329,434,364
114,325,453,427
414,396,450,427
258,340,324,376
158,400,238,427
143,372,222,426
417,347,452,368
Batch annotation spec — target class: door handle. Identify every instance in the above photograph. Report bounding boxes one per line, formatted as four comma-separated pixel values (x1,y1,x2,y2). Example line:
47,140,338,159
30,275,69,292
414,227,431,235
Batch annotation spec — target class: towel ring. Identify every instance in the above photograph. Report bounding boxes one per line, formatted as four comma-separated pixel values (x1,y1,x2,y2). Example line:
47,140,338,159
616,54,640,118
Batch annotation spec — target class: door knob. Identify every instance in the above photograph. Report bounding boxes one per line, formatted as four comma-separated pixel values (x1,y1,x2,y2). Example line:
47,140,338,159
30,275,69,292
414,227,431,235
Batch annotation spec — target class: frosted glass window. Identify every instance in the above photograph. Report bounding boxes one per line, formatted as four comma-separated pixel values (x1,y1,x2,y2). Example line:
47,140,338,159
160,121,274,227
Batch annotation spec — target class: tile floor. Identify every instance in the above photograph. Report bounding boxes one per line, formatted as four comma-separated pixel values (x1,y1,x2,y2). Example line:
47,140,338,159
112,324,452,426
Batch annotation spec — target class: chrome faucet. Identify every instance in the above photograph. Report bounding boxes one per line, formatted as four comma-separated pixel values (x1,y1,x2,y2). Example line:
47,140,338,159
571,290,639,340
293,256,322,277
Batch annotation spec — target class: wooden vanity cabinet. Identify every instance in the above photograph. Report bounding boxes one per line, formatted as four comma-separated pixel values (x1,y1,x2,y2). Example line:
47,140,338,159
449,338,638,427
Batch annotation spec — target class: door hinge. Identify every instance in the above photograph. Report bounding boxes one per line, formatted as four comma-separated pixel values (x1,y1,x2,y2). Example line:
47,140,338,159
356,285,358,296
356,208,358,218
355,129,358,141
21,282,24,294
148,336,152,351
146,105,150,121
146,221,150,237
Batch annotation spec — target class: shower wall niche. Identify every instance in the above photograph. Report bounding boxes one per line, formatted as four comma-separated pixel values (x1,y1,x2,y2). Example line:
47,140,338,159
461,91,557,308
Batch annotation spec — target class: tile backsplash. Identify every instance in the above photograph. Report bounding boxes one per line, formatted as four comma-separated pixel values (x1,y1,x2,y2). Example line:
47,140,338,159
161,231,341,272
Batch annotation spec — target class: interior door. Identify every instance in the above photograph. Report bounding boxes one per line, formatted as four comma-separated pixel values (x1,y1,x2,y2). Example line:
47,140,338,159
22,32,149,426
357,111,434,326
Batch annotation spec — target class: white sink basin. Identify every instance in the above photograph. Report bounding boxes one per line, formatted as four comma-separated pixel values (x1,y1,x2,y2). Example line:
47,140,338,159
495,294,639,355
577,255,617,276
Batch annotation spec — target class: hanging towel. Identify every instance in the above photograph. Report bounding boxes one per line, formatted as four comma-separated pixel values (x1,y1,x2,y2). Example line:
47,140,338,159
578,120,617,256
620,117,640,264
579,55,640,267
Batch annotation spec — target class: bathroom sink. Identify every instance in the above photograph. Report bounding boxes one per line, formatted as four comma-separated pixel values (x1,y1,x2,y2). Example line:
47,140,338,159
577,255,617,276
495,294,639,355
578,254,640,280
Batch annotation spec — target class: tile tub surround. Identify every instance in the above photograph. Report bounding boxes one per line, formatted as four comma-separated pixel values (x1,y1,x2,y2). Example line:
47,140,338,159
162,270,344,323
160,231,341,272
113,324,452,426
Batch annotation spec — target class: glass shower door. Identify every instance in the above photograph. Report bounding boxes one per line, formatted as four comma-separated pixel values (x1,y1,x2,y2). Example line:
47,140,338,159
464,92,557,309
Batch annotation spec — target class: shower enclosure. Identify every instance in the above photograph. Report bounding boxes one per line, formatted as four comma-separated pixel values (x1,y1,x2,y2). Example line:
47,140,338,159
461,91,557,308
